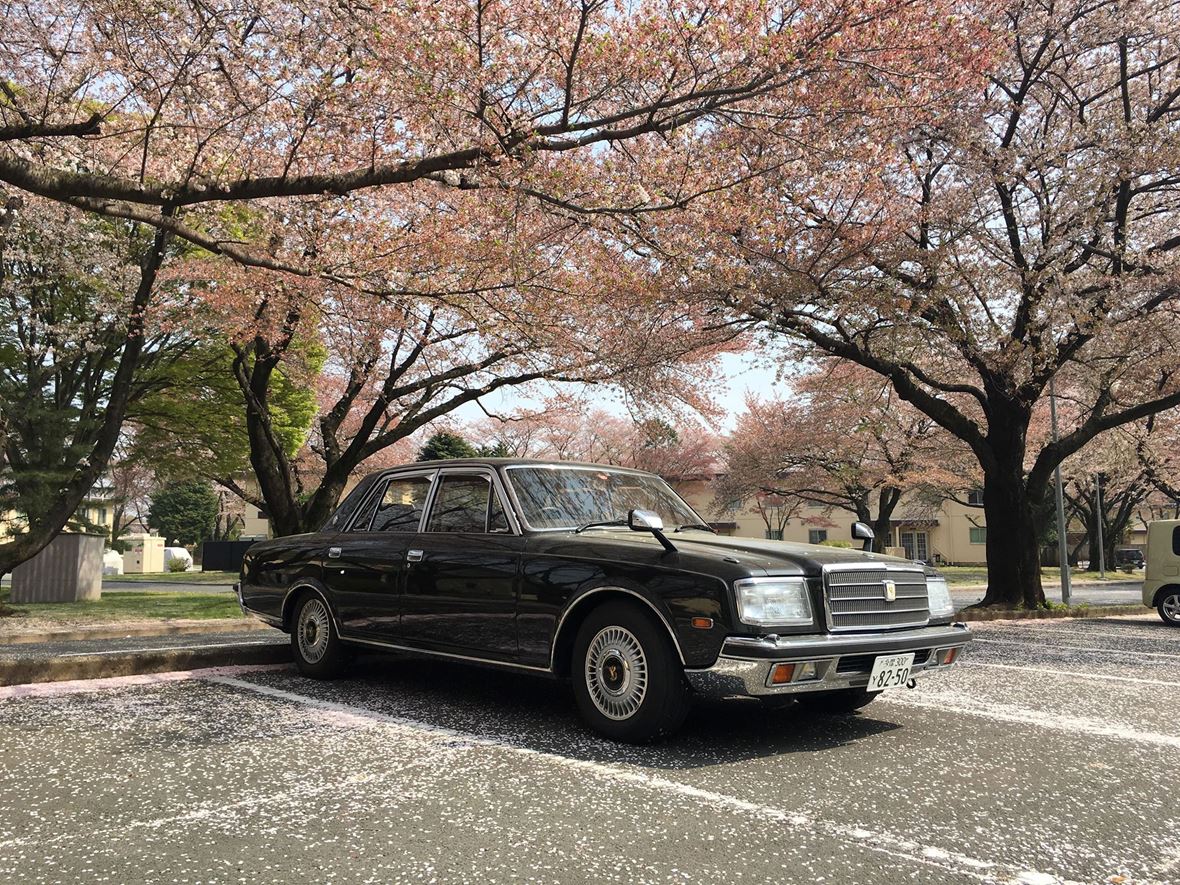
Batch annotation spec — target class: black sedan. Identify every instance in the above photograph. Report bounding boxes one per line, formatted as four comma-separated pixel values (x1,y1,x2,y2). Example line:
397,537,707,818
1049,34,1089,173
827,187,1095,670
237,459,971,741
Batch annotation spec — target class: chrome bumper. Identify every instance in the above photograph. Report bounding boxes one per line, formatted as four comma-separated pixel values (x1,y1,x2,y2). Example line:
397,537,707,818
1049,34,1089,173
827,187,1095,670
685,623,972,698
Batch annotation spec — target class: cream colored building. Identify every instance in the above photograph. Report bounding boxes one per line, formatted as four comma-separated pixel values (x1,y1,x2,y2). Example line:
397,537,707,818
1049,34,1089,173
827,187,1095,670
673,478,991,566
0,487,118,542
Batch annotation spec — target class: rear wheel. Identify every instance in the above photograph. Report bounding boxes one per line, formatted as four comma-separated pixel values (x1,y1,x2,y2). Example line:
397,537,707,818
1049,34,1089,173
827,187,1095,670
572,600,690,742
291,592,348,678
795,688,878,715
1159,592,1180,627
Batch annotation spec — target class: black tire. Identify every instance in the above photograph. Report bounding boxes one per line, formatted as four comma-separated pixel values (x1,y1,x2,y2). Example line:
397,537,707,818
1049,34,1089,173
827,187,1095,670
290,591,349,678
795,688,878,715
571,600,690,742
1158,591,1180,627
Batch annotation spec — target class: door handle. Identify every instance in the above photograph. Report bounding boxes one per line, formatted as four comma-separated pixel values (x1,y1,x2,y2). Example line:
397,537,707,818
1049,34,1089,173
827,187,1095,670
406,549,424,562
327,547,342,559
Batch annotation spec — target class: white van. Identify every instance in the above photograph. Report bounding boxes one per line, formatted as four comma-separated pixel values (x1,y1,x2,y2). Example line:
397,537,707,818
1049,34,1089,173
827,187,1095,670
1143,520,1180,626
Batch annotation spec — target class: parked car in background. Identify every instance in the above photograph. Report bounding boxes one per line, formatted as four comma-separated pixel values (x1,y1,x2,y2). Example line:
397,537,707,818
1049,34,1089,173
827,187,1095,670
1114,547,1145,570
237,459,972,741
1143,521,1180,626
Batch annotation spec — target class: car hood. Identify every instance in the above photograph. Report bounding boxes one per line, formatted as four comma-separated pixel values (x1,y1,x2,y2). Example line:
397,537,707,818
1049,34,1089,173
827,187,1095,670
668,533,917,574
546,529,919,576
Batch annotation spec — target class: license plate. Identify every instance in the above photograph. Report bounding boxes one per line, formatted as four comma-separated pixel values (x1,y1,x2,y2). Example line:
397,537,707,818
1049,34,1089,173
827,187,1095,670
866,653,915,693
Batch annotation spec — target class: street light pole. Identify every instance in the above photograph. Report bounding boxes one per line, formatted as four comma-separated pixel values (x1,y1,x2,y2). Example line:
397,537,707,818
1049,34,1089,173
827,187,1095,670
1049,377,1072,605
1095,473,1106,579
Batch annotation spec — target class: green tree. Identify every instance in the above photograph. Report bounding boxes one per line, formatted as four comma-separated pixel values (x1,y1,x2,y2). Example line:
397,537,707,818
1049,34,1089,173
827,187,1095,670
417,432,479,462
0,198,190,577
478,440,511,458
147,482,219,547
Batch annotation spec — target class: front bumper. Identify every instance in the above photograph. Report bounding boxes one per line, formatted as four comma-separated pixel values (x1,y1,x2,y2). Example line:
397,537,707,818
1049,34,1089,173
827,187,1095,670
685,623,972,698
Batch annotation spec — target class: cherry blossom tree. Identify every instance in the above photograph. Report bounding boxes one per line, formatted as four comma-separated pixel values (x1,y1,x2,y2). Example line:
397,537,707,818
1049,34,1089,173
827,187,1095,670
716,362,969,551
0,0,985,270
473,402,720,480
666,0,1180,606
0,0,996,558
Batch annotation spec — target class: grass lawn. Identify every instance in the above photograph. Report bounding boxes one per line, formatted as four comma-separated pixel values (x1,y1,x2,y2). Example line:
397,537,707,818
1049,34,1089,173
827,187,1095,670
0,589,245,624
105,571,237,584
938,565,1140,585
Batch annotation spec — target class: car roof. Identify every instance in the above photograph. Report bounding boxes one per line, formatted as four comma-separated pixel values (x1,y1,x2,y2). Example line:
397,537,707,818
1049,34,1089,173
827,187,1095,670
370,458,660,478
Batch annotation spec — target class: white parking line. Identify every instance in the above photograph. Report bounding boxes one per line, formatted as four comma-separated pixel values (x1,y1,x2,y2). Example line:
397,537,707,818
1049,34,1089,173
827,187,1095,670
0,664,288,700
880,692,1180,749
206,675,1086,885
56,640,280,657
962,661,1180,687
974,637,1180,660
978,625,1180,644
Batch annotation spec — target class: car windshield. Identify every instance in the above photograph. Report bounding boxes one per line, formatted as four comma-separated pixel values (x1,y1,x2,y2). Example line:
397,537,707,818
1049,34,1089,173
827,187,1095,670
506,466,703,530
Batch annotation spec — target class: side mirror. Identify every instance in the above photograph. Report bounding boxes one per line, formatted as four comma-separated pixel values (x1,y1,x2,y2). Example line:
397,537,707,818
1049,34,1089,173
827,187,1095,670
628,509,676,553
851,521,875,552
628,509,665,532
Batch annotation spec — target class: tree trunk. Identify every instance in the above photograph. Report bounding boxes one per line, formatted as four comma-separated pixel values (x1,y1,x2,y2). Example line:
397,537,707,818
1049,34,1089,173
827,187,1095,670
978,463,1046,608
871,486,902,554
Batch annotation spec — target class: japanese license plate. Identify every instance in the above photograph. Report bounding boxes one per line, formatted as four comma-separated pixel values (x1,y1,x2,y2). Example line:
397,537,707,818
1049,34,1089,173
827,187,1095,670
866,653,915,693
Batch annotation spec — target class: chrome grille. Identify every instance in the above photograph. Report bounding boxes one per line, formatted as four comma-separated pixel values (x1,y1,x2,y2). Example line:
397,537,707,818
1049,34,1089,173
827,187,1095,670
824,567,929,632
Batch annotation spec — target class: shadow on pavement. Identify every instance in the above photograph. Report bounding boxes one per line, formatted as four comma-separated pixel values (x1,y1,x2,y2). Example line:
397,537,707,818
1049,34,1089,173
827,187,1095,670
250,653,902,771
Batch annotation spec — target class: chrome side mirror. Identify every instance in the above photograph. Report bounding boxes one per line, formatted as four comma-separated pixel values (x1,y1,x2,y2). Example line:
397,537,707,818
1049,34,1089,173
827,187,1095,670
851,521,875,551
628,509,676,553
628,509,665,532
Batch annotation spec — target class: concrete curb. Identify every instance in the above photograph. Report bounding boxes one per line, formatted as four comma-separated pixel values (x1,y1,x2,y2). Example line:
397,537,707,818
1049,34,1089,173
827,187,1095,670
0,640,292,687
957,604,1149,622
0,618,269,646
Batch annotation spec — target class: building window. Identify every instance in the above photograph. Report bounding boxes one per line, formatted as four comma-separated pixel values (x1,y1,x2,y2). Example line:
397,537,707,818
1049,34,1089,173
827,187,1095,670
99,507,107,523
257,510,267,519
764,529,783,541
967,489,984,506
808,529,828,545
969,526,987,545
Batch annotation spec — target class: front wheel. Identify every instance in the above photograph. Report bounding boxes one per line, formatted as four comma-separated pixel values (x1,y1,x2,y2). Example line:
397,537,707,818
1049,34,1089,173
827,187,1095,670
572,600,690,743
795,688,878,715
1159,592,1180,627
291,592,348,678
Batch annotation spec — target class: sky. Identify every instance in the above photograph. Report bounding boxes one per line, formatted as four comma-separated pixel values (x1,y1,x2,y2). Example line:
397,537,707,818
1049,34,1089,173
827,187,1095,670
451,351,787,435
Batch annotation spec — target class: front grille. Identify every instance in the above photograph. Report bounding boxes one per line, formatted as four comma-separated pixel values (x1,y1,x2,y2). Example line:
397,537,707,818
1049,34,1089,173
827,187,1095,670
836,648,931,674
825,567,930,632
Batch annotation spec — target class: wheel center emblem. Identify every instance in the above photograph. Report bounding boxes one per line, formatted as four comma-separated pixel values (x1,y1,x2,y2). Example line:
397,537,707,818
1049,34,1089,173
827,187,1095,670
883,579,897,602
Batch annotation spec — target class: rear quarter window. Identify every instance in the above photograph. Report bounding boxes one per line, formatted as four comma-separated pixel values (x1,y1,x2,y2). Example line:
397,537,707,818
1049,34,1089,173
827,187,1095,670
1172,526,1180,556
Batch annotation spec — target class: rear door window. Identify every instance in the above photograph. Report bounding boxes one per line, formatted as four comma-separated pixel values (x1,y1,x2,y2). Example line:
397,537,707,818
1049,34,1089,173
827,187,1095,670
1172,526,1180,556
359,475,434,533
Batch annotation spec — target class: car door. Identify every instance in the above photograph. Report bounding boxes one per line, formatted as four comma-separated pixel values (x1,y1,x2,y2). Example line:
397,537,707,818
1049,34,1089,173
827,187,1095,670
400,468,523,658
326,469,437,638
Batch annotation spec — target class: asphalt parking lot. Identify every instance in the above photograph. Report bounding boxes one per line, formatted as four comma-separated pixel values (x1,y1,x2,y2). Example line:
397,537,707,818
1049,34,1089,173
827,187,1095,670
1,616,1178,885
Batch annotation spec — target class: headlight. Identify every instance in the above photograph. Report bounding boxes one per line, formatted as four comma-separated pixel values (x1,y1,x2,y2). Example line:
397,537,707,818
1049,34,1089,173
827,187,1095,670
926,575,954,618
734,577,813,627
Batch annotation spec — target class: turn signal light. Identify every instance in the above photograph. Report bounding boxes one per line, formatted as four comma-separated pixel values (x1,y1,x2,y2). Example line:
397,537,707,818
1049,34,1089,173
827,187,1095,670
943,647,958,665
770,663,796,685
690,617,714,630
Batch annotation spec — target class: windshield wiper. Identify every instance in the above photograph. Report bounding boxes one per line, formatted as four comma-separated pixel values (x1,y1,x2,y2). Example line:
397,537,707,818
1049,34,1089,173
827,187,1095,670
574,518,628,534
673,523,716,534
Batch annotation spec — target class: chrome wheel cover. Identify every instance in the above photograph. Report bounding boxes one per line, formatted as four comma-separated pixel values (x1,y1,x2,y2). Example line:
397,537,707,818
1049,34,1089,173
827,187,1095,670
585,625,648,721
1163,593,1180,623
297,598,331,664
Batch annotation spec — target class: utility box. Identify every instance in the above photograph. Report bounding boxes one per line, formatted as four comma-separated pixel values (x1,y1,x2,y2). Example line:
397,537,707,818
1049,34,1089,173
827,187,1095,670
123,534,165,574
11,533,104,603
